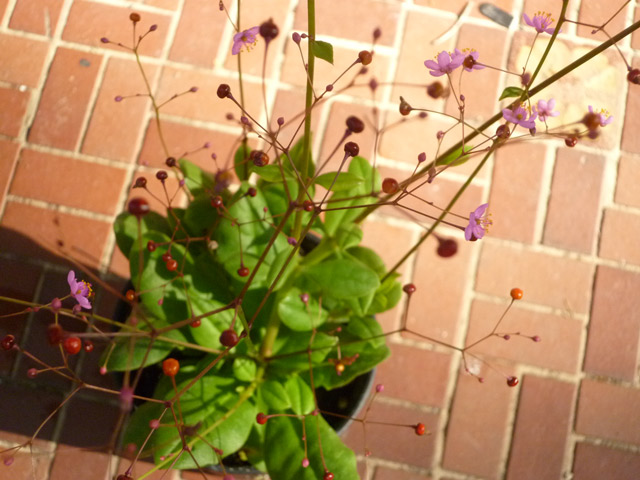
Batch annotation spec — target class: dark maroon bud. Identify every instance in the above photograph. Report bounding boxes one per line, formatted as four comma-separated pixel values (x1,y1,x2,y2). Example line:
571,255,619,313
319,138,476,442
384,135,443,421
373,27,382,40
403,284,416,294
582,112,600,132
100,37,109,44
241,116,250,125
292,32,301,44
437,238,458,258
220,328,239,347
156,170,168,182
628,68,640,85
427,81,445,99
165,157,176,167
358,50,372,65
521,72,531,86
251,150,269,167
565,136,578,147
417,152,426,162
129,13,141,23
369,78,378,91
418,111,427,119
529,127,536,136
247,187,257,197
189,86,198,93
496,124,510,139
463,55,476,69
344,142,359,157
211,196,223,208
217,84,231,98
587,130,599,139
325,84,333,92
128,197,150,217
115,95,123,102
1,335,16,351
259,18,279,42
203,142,211,148
277,116,285,126
133,177,147,188
149,24,158,32
226,113,234,120
346,116,365,133
399,98,412,116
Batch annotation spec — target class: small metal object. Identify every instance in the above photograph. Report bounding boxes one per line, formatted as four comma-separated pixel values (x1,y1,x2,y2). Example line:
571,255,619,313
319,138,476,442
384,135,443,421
479,3,513,28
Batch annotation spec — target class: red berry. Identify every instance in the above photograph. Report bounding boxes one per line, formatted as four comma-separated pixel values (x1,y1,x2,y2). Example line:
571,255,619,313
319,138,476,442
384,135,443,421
133,177,147,188
165,157,176,167
190,319,201,328
565,136,578,147
302,200,314,212
358,50,372,65
128,198,150,218
247,187,257,197
220,329,239,348
510,288,523,300
217,84,231,98
507,376,519,387
628,68,640,85
84,340,94,353
256,413,268,425
399,98,412,116
437,238,458,258
166,259,178,271
259,18,279,41
125,289,135,301
1,334,16,351
162,358,180,376
237,266,250,277
129,12,141,22
161,252,172,262
211,196,223,208
414,423,426,436
382,178,399,194
344,141,359,157
403,283,416,294
147,240,156,252
27,368,38,378
251,150,269,167
63,337,82,355
47,324,64,345
324,473,334,480
346,116,365,133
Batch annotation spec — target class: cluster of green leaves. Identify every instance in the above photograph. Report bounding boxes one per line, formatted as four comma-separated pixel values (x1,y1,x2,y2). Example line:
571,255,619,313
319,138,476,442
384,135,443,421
111,138,401,479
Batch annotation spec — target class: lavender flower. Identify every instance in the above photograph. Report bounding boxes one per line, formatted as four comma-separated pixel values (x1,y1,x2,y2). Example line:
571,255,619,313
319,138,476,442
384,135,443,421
67,270,92,310
534,98,559,122
588,105,613,127
523,11,556,35
465,204,492,241
502,104,537,129
424,49,465,77
232,26,260,55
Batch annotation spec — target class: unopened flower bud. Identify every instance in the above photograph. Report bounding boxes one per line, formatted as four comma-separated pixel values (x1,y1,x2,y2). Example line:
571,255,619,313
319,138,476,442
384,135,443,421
129,12,141,23
358,50,372,65
292,32,301,44
259,18,279,42
628,68,640,85
346,116,365,133
344,141,359,157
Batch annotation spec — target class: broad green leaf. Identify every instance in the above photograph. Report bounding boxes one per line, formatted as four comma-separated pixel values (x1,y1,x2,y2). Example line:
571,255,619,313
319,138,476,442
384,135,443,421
269,330,337,373
182,194,220,236
435,144,473,167
367,274,402,315
346,245,386,277
233,357,257,382
264,415,358,480
285,375,315,415
314,172,364,192
179,158,215,195
259,379,291,411
113,210,171,258
234,143,252,181
277,288,329,331
310,39,334,65
499,86,524,101
302,258,380,299
334,223,363,250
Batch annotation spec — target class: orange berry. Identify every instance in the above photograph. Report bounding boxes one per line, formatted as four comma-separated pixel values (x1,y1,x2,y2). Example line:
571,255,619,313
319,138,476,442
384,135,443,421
414,423,426,435
162,358,180,377
510,288,523,300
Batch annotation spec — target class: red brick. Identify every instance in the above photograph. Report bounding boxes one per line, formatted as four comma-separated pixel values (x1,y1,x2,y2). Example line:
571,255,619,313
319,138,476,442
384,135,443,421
583,266,640,381
9,0,64,36
407,232,474,342
49,447,112,480
10,149,127,215
139,118,241,174
615,154,640,208
442,369,515,478
0,86,29,137
82,57,158,162
376,343,452,407
155,66,263,126
343,400,438,468
576,379,640,444
573,442,640,480
506,375,576,480
0,202,111,269
489,142,547,243
28,47,102,150
599,208,640,266
374,466,432,480
621,56,640,154
543,148,605,253
577,0,631,42
633,7,640,50
0,139,20,205
294,0,400,46
0,33,49,87
270,88,326,155
466,300,582,373
169,0,226,67
0,0,7,18
415,0,514,20
476,242,594,314
62,1,171,57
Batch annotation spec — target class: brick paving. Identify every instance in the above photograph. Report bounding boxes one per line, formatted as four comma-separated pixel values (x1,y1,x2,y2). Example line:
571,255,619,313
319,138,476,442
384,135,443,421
1,1,639,479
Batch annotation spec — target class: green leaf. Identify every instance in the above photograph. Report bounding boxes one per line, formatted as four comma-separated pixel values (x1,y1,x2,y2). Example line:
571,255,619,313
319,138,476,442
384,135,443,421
310,40,334,65
234,143,252,181
113,211,171,258
182,194,220,236
259,379,291,411
278,288,329,331
285,375,315,415
269,330,337,373
264,415,358,480
303,258,380,300
367,274,402,315
314,172,364,192
233,357,257,382
499,86,524,101
179,158,215,195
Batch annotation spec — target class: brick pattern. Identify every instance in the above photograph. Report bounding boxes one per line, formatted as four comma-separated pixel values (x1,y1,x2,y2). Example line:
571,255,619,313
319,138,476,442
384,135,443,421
1,1,640,480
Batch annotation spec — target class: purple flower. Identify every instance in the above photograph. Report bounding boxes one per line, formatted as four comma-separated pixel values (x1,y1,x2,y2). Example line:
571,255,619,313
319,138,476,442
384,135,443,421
424,49,465,77
502,104,537,129
588,105,613,126
67,270,92,310
534,98,559,122
465,204,492,241
523,11,556,35
460,50,485,72
232,26,260,55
